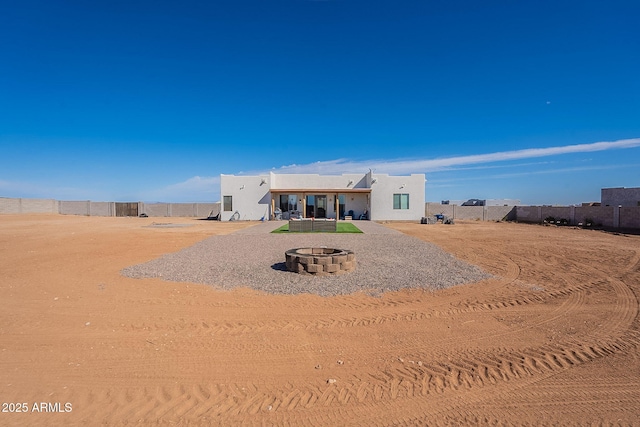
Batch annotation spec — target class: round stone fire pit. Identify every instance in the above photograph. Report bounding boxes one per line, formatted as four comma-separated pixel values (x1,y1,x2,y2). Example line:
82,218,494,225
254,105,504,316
285,247,356,276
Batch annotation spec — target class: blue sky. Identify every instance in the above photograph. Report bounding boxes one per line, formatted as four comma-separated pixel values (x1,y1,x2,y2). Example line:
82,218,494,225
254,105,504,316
1,0,639,205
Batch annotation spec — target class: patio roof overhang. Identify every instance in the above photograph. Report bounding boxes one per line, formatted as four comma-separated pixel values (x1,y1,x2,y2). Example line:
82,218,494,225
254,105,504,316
269,188,371,194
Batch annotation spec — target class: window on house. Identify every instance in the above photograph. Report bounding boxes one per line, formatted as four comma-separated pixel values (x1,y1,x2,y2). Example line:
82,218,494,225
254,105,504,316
288,195,297,212
393,193,409,209
223,196,233,212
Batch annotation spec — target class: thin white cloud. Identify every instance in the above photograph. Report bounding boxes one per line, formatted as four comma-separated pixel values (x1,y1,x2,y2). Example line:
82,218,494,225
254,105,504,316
0,179,33,194
145,176,221,202
148,137,640,203
165,176,220,192
261,138,640,175
487,162,640,180
432,160,555,173
429,162,640,184
0,179,104,200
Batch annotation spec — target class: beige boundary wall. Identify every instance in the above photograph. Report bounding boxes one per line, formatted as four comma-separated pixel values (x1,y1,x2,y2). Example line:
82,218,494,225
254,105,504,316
425,202,640,230
59,200,116,216
515,205,640,229
0,197,59,214
425,203,517,222
0,197,220,218
139,202,219,218
3,196,639,228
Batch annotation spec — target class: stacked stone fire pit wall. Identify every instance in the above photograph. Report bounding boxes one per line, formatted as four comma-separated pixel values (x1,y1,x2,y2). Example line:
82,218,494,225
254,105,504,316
285,248,356,276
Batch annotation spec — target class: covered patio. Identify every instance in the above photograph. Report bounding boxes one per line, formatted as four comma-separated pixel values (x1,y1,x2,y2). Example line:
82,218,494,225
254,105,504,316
270,188,371,220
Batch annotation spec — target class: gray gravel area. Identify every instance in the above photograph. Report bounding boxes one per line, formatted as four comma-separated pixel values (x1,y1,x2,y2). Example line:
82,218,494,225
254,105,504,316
122,221,491,296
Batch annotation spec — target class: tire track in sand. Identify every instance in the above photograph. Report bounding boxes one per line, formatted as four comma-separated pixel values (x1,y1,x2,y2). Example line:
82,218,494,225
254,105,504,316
65,230,640,425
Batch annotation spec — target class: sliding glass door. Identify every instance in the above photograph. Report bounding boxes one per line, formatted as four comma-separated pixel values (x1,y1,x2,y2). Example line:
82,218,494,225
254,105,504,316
305,195,327,218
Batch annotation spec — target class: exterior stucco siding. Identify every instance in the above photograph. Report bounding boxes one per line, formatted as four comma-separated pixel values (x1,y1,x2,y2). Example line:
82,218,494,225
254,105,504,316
220,172,425,221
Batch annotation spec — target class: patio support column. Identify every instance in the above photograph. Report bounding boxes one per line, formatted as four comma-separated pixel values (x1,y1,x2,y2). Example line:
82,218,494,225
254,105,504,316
302,194,306,218
271,195,275,220
335,194,339,220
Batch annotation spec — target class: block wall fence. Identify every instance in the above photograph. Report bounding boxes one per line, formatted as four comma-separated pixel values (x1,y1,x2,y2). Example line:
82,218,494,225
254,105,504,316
514,205,640,229
2,197,639,229
0,197,220,218
425,203,640,229
425,203,517,222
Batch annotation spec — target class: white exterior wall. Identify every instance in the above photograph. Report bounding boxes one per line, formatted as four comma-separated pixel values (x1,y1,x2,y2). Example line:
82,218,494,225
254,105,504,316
369,174,425,221
220,174,271,221
220,172,425,221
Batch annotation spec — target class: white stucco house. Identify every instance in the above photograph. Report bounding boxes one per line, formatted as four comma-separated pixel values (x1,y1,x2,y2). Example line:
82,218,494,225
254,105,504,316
219,171,425,221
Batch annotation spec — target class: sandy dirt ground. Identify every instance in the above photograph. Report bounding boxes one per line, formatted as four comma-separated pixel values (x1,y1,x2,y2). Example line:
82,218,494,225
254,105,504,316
1,214,639,426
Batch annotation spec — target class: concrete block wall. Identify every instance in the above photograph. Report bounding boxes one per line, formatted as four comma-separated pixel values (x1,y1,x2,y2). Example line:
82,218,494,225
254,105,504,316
0,197,21,214
2,198,221,218
20,198,58,213
455,206,484,220
574,206,614,228
602,187,640,207
515,205,640,229
486,205,517,221
60,201,91,215
89,202,115,216
141,203,171,217
59,201,116,216
426,203,516,221
620,207,640,229
171,203,199,217
0,197,58,214
5,196,639,228
540,206,571,222
514,206,540,223
196,203,219,218
140,202,220,217
425,203,454,218
516,206,574,224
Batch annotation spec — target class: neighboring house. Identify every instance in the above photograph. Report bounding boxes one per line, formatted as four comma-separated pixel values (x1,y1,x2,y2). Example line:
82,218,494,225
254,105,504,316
219,171,425,221
442,199,521,206
601,187,640,207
